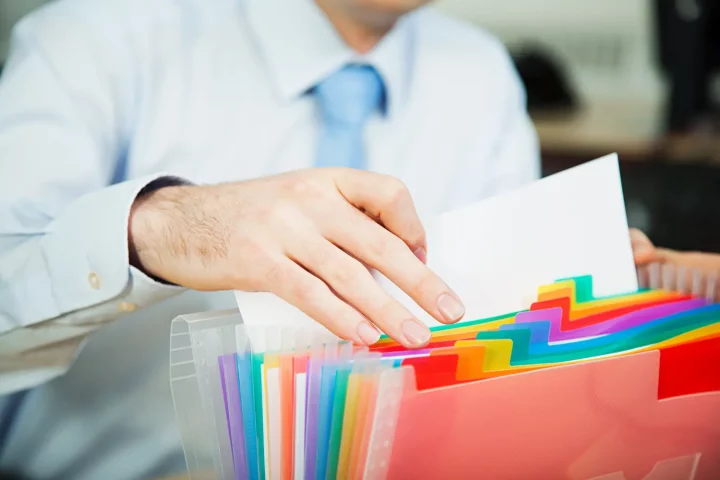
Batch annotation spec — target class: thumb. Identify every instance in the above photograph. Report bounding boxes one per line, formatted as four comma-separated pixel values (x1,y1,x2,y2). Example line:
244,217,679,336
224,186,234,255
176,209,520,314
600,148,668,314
629,228,656,265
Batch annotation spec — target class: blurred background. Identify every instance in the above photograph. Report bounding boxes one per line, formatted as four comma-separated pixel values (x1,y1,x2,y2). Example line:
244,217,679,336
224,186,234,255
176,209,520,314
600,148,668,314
1,0,718,253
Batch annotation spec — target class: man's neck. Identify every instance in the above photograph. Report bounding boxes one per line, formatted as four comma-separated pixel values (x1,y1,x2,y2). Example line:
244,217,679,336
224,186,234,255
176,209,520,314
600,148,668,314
315,0,399,54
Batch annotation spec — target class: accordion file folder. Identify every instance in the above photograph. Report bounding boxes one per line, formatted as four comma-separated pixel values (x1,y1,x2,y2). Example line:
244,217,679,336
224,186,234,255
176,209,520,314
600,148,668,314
170,275,720,480
170,154,720,479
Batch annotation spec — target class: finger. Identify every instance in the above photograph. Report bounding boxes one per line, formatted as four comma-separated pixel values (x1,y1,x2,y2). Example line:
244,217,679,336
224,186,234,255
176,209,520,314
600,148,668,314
265,258,381,346
327,203,465,325
629,228,656,265
329,169,427,262
290,236,432,348
636,264,650,289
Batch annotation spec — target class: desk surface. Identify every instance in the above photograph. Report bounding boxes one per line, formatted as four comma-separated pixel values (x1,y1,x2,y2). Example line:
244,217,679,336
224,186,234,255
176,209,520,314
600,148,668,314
533,101,662,158
533,102,720,165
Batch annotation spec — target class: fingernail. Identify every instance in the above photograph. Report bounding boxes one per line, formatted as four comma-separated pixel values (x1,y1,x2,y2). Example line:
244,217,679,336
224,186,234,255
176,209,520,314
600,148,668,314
356,322,381,345
413,247,427,264
437,292,465,323
401,319,431,347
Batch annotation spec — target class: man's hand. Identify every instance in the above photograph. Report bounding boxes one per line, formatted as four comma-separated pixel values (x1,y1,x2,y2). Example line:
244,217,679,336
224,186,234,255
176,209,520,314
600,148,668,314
630,228,719,300
129,169,465,348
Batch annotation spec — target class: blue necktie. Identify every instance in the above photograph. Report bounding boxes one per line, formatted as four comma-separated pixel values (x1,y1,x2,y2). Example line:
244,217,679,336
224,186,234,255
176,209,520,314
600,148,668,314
314,64,385,169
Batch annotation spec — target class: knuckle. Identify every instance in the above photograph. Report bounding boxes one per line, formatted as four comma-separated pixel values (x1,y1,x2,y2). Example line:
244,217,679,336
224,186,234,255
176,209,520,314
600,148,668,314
330,261,366,287
283,175,329,202
365,233,391,259
286,176,312,196
382,176,410,207
411,271,441,298
290,274,322,305
405,225,426,250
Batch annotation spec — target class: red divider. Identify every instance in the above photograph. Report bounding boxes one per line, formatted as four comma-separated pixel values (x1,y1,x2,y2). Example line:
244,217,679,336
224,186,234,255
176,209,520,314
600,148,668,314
658,334,720,399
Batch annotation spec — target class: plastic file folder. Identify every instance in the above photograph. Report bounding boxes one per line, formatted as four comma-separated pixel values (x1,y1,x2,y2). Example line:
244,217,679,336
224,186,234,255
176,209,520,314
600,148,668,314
170,275,720,480
170,154,720,479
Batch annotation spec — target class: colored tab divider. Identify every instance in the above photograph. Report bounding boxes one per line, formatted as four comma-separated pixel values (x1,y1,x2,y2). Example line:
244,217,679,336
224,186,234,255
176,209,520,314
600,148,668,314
371,275,686,350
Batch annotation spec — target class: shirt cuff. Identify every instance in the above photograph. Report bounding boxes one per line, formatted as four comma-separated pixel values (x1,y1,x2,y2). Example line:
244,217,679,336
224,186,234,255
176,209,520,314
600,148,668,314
9,175,188,327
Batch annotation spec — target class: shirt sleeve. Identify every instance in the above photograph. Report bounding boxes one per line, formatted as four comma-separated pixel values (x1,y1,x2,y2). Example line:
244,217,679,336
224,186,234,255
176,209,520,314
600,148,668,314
0,4,184,393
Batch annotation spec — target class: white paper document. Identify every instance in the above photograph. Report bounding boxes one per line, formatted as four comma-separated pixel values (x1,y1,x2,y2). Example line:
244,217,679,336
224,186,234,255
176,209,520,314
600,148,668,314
234,153,638,347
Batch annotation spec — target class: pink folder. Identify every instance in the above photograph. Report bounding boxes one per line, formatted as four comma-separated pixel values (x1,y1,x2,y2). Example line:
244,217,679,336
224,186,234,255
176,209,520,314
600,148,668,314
368,337,720,480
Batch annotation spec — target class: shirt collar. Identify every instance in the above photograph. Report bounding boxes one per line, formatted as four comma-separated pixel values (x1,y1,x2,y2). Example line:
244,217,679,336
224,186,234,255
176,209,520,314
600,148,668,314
244,0,415,118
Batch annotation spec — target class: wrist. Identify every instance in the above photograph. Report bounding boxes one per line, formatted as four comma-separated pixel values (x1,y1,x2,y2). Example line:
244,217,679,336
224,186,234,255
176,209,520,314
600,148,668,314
128,182,189,282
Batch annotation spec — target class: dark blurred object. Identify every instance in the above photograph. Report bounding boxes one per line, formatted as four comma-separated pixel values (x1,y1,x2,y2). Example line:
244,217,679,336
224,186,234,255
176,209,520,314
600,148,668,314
0,472,32,480
620,161,720,253
512,48,578,113
655,0,720,132
543,156,720,254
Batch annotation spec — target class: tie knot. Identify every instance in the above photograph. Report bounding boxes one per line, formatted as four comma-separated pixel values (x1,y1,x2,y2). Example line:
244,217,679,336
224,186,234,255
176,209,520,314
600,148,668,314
314,64,385,127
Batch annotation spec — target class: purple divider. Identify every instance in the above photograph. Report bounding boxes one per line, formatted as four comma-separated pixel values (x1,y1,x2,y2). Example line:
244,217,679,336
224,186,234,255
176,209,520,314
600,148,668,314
563,298,709,339
515,299,708,342
220,353,248,480
304,350,323,480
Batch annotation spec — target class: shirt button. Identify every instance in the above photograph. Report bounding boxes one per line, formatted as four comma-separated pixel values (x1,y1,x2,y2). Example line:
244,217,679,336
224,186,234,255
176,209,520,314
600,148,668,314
88,272,101,290
117,302,137,313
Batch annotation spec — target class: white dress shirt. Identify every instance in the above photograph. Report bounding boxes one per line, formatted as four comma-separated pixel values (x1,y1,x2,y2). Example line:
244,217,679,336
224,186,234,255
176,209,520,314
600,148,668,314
0,0,539,477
